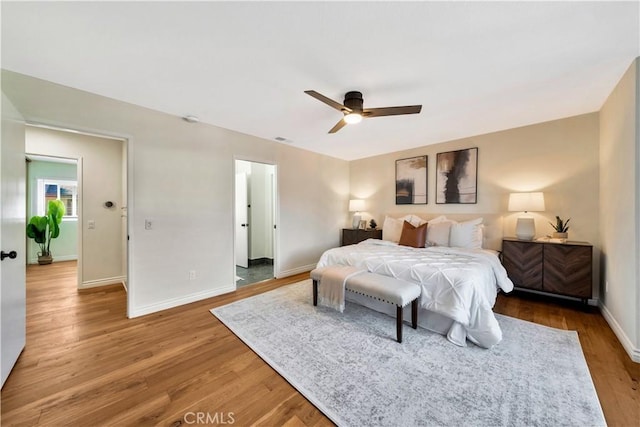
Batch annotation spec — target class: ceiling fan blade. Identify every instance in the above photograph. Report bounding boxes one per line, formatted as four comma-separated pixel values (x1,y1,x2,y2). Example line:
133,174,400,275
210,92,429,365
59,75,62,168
305,90,350,112
328,118,348,134
363,105,422,117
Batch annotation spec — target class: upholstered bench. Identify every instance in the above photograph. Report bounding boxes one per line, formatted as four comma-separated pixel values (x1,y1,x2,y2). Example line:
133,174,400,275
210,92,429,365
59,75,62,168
310,267,421,343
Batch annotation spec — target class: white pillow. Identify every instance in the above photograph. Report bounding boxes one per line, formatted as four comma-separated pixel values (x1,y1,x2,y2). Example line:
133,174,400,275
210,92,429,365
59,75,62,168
449,217,484,249
428,215,449,224
426,221,452,247
382,216,403,243
400,214,423,227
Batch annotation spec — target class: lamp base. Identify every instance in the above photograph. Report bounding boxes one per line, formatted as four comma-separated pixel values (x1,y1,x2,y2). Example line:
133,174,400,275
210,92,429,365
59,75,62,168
352,214,361,229
515,217,535,240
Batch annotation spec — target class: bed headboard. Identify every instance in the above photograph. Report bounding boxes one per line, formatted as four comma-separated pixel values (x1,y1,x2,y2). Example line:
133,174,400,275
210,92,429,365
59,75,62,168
384,213,504,251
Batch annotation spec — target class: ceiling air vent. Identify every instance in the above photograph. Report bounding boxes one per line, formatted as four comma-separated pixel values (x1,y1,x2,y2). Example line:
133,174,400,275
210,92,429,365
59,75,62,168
274,136,294,143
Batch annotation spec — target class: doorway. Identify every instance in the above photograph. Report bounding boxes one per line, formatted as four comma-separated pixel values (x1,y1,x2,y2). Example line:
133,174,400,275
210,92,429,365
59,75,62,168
234,159,276,287
24,124,128,294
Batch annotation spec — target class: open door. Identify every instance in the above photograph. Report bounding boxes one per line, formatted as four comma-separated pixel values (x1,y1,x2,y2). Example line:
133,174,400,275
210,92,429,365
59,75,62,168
235,172,248,269
1,93,26,387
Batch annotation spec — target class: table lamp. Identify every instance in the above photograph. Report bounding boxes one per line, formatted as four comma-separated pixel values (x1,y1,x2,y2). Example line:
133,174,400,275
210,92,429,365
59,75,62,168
349,199,365,229
508,192,545,240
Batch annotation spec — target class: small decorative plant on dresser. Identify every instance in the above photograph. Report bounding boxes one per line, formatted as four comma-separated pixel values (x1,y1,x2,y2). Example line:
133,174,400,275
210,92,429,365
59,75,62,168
550,216,570,240
501,237,592,305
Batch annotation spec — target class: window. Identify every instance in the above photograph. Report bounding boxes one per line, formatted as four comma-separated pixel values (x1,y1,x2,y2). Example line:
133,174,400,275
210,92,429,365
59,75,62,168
37,179,78,218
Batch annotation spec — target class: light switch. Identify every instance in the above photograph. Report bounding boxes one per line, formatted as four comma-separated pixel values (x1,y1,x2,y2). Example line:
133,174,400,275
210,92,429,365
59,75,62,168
88,220,95,229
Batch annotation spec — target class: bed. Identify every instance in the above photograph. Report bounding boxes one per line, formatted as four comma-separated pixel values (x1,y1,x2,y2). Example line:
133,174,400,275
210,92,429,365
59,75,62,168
316,214,514,348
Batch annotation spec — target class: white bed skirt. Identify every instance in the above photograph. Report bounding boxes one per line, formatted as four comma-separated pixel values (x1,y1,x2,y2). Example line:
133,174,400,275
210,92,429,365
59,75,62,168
345,290,470,347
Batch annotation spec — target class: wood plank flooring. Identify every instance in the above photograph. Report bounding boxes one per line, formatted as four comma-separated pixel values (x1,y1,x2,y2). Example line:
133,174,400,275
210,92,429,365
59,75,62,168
1,261,638,426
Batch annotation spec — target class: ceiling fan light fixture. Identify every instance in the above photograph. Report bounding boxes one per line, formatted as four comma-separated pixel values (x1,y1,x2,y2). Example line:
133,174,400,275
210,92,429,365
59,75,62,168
344,112,362,124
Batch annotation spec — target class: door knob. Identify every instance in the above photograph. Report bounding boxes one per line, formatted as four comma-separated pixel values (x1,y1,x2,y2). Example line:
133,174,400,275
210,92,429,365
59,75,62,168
1,251,17,261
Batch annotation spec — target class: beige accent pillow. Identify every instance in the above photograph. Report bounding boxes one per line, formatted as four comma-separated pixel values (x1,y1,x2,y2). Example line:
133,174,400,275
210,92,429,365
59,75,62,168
427,221,452,247
383,215,423,242
382,216,403,242
428,215,448,224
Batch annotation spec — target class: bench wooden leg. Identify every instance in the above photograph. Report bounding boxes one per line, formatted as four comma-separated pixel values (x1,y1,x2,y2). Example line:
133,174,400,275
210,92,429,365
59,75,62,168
396,305,403,343
312,280,318,306
411,299,418,329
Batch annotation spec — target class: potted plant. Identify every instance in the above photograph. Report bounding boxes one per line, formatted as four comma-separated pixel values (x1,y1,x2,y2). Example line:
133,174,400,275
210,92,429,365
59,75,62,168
549,216,570,240
26,199,66,265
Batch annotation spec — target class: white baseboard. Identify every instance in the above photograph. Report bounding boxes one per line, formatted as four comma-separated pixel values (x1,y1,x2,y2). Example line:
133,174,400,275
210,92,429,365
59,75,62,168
276,263,315,279
80,276,126,289
28,255,78,265
599,301,640,363
129,284,236,318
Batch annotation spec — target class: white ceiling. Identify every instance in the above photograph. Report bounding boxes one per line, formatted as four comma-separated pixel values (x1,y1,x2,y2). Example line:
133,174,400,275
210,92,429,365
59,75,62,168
2,2,638,161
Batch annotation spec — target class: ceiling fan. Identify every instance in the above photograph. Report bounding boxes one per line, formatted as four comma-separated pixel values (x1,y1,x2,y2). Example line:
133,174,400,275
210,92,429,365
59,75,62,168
304,90,422,133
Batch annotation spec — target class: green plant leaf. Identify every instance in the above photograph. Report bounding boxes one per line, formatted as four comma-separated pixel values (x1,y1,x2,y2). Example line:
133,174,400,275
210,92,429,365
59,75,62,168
26,219,46,243
47,199,65,224
50,220,61,239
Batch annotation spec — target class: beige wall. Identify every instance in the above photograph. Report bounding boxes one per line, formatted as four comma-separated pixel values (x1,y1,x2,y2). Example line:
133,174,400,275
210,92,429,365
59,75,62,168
26,126,125,287
3,70,349,317
350,113,601,296
599,57,639,358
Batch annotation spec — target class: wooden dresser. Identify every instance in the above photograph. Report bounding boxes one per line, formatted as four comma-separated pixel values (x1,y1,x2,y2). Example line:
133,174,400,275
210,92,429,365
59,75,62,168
341,229,382,246
501,237,593,304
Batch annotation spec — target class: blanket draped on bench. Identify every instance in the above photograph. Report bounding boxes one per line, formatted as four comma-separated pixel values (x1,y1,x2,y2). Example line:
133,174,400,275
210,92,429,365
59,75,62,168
315,265,365,312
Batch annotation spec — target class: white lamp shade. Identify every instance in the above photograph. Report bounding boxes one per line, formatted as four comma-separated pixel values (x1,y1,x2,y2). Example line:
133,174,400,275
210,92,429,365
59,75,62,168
508,192,545,212
349,199,366,212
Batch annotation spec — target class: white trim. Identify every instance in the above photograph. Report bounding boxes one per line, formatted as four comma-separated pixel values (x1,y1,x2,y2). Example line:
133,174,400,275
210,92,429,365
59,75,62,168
27,255,77,265
276,263,316,279
76,157,84,289
36,177,78,217
599,301,640,363
80,275,127,289
129,284,236,318
635,57,640,369
27,122,126,142
125,137,133,318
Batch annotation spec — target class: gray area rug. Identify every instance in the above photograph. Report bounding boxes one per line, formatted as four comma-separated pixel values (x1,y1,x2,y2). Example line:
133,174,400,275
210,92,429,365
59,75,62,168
211,280,606,427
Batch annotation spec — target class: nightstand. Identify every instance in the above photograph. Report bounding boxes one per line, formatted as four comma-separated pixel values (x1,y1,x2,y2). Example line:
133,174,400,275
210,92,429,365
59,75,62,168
341,228,382,246
501,237,593,304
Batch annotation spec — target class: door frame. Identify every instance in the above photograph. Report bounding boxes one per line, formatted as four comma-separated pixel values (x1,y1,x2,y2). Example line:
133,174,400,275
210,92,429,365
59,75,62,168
232,156,279,284
24,121,133,317
234,171,249,269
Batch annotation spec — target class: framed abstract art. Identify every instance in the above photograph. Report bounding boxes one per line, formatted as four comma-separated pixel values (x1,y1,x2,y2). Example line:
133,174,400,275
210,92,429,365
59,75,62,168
395,155,427,204
436,148,478,204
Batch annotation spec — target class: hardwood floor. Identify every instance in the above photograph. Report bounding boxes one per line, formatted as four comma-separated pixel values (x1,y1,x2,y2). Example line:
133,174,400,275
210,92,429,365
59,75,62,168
1,261,638,426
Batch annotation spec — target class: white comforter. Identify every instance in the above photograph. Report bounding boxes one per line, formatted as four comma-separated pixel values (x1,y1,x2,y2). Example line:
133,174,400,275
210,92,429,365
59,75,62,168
317,239,514,347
